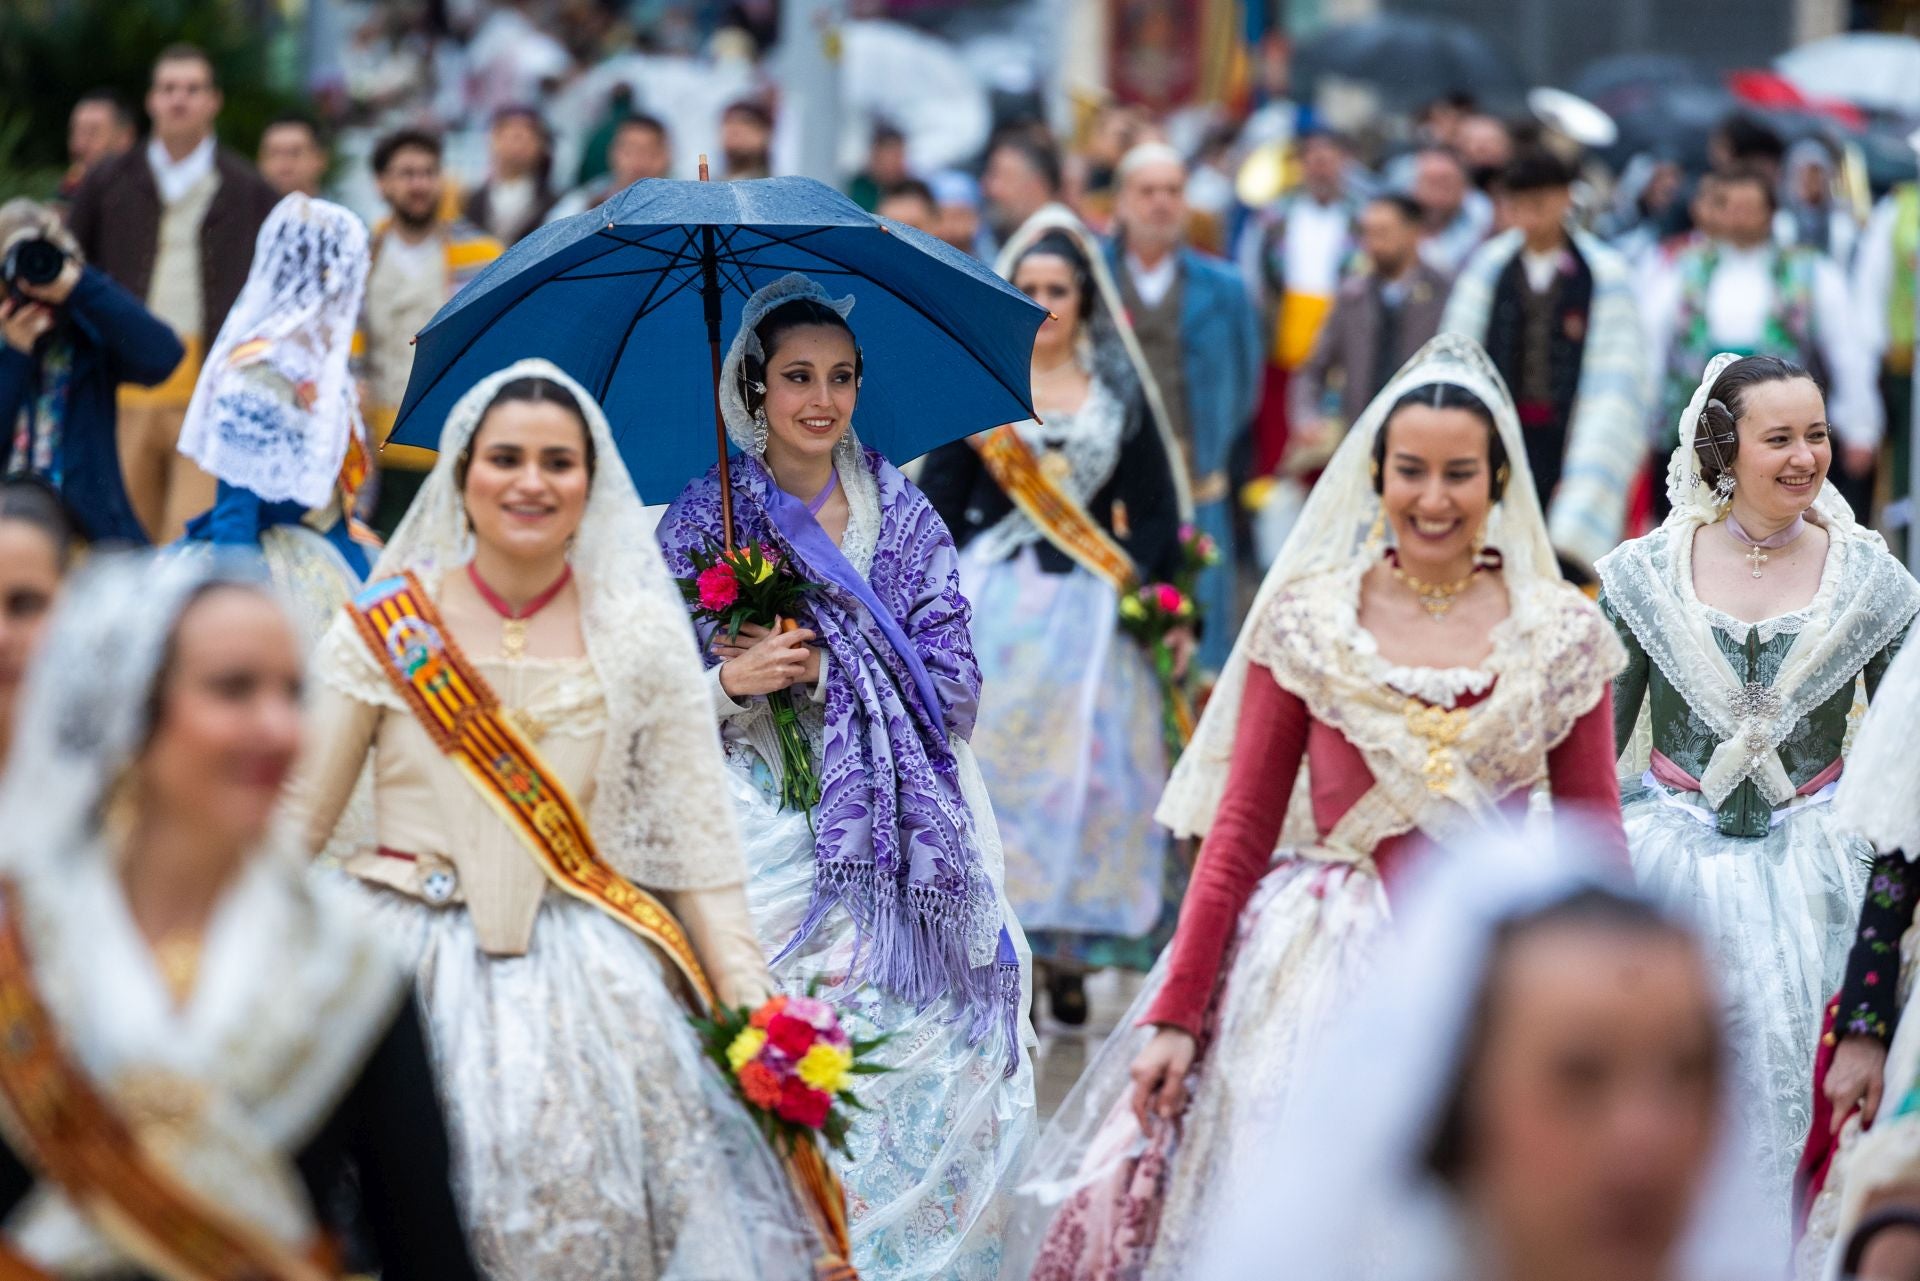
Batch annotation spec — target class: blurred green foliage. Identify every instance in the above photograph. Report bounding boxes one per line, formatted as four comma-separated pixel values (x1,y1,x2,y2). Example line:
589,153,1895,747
0,0,300,199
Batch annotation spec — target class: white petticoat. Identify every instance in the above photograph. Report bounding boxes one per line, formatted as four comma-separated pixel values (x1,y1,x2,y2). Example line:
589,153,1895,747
347,881,815,1281
1004,857,1391,1280
1623,779,1870,1252
727,754,1038,1281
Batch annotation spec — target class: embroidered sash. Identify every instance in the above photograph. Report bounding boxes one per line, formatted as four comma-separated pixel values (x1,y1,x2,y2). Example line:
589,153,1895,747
970,427,1139,595
346,572,716,1010
0,885,331,1281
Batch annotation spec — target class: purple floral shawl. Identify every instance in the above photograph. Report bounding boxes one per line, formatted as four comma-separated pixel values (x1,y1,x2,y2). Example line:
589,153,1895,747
660,450,1018,1063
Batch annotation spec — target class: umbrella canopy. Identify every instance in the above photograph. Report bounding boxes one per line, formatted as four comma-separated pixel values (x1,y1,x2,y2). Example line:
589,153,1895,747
1292,16,1525,110
391,176,1047,505
1571,53,1713,113
1778,33,1920,118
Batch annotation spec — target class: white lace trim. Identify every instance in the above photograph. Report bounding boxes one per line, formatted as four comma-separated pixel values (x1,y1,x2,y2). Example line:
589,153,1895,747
839,446,882,578
968,378,1124,566
1346,622,1495,709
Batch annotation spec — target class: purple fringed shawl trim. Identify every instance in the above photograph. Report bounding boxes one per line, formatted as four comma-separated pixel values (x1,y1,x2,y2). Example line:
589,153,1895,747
659,450,1020,1071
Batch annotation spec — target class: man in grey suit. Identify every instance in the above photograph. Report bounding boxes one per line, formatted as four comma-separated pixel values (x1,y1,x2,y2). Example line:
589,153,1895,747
1287,194,1451,465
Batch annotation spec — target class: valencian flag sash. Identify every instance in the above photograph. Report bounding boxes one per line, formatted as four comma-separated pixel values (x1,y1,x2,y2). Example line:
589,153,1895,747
0,885,336,1281
346,571,716,1010
970,426,1197,751
969,426,1140,594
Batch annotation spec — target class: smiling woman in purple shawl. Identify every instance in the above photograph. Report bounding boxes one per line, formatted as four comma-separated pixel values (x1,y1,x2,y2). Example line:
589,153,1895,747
657,273,1037,1281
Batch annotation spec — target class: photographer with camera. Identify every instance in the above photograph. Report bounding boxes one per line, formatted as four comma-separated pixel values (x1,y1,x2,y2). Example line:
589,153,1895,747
0,200,184,545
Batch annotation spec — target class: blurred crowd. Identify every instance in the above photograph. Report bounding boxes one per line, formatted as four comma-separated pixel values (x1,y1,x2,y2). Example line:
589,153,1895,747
13,7,1920,612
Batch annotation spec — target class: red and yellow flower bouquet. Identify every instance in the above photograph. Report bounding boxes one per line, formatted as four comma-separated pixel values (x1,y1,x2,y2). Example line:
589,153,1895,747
694,991,886,1279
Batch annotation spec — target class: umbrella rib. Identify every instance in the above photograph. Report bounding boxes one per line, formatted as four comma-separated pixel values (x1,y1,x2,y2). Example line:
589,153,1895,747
759,231,1039,417
596,260,701,405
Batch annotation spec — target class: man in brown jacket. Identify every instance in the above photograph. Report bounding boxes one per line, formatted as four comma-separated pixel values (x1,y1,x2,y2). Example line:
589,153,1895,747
1287,194,1451,467
66,44,279,541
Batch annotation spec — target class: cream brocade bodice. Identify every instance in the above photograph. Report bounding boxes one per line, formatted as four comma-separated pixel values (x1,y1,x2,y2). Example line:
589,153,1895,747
291,656,771,1006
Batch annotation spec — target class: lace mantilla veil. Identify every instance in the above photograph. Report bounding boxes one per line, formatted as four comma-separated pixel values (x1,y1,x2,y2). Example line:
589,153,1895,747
177,194,370,511
311,358,747,892
992,204,1194,519
1190,834,1777,1281
1156,332,1560,840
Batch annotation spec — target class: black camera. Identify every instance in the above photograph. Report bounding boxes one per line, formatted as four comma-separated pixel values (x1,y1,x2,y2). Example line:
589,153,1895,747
2,238,67,298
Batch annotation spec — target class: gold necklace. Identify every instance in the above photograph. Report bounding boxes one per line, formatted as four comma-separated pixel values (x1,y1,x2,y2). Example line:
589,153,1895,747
1387,552,1478,620
150,930,203,1007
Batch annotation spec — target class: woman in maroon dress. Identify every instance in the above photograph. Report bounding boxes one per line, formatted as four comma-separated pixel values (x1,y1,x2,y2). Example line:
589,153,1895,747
1008,334,1629,1280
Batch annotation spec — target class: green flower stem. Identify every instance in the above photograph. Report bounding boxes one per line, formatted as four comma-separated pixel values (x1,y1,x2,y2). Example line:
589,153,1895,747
771,689,822,813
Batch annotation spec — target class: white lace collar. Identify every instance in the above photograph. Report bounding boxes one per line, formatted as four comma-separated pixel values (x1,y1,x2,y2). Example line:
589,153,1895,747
1343,586,1510,709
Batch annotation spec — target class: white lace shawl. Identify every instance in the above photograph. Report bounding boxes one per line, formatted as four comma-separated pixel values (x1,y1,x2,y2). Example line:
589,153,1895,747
1597,353,1920,810
0,552,402,1270
1158,333,1567,841
177,195,369,510
310,359,750,892
1836,639,1920,854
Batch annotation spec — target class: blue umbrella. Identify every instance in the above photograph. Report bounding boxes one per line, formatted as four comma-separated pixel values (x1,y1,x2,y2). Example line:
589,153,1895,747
391,174,1047,541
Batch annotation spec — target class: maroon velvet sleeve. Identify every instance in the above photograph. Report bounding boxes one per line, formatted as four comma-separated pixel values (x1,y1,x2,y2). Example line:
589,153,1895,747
1142,664,1310,1037
1546,688,1629,866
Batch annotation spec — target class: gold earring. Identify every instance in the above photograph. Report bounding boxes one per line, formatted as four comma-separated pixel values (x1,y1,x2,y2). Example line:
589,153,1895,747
1495,463,1509,494
1365,507,1387,554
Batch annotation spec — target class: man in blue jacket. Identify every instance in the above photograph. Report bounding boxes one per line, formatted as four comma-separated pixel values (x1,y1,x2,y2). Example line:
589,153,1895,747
1107,143,1263,673
0,200,184,545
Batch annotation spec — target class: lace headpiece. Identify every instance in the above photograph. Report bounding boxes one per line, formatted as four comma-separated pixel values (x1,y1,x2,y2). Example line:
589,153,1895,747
718,274,861,455
177,194,369,511
1663,351,1857,532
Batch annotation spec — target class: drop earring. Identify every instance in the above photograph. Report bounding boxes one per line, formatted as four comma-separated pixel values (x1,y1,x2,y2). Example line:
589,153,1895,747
1714,471,1736,506
752,407,769,457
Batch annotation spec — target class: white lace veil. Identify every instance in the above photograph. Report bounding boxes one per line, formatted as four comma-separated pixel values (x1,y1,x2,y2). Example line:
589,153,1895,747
1192,831,1779,1281
1157,332,1559,839
1663,350,1859,533
311,358,746,891
177,194,370,511
0,550,282,872
993,203,1194,518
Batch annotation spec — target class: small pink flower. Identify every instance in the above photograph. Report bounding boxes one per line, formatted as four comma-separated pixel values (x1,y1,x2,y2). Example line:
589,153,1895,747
697,564,739,611
1155,584,1184,614
1178,522,1196,543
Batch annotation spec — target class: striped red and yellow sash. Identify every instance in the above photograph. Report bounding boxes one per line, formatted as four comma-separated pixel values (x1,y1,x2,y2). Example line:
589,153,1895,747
970,427,1139,595
346,572,716,1010
0,883,335,1281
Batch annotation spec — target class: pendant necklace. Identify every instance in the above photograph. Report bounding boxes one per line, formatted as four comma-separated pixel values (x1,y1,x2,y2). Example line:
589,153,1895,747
1724,511,1805,580
1386,548,1485,620
468,562,574,661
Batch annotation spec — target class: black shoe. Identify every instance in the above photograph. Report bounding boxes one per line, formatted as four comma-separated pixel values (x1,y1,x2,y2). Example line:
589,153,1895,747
1048,971,1088,1027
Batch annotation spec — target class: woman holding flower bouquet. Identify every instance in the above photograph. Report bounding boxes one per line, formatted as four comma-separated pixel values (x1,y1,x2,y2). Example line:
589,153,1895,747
289,359,816,1279
919,209,1194,1025
1007,334,1629,1280
658,274,1037,1281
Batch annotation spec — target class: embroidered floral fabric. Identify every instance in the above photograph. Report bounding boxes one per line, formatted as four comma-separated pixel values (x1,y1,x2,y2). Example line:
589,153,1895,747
1838,852,1916,1043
